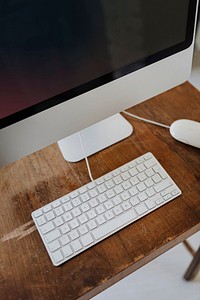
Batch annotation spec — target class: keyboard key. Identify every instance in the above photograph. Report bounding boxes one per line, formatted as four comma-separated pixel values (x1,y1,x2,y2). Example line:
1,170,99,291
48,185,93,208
143,152,153,160
89,198,99,208
171,189,180,196
146,187,156,197
89,188,98,198
43,205,52,213
148,193,161,203
62,245,73,257
40,221,55,234
144,157,156,168
121,171,131,181
87,209,97,219
106,189,116,199
70,190,79,199
122,181,132,190
158,170,167,179
154,179,173,193
87,220,97,230
72,198,81,207
136,163,146,172
78,225,88,235
130,176,140,186
87,181,97,189
48,240,61,252
144,178,154,188
36,216,46,226
145,168,155,178
152,174,162,183
114,185,124,194
72,207,81,217
63,212,72,222
104,173,113,180
60,235,70,246
121,191,130,201
156,198,164,205
163,194,172,201
96,215,106,225
95,178,104,185
52,200,61,208
45,229,61,243
137,182,146,192
113,195,122,205
129,167,138,177
129,186,138,197
61,195,71,203
145,199,156,209
97,194,107,203
71,207,81,218
105,210,115,220
96,205,105,215
113,175,123,185
112,169,121,176
46,211,55,221
121,201,132,211
113,205,123,215
71,240,82,252
128,160,137,168
78,214,88,224
130,197,140,207
54,206,64,216
105,179,115,189
33,209,43,218
60,224,70,234
54,216,64,227
138,192,148,202
81,203,90,212
104,200,114,210
52,250,63,263
79,186,88,194
81,193,90,202
138,172,147,181
97,184,107,193
135,203,148,215
120,164,129,172
63,202,73,212
69,219,79,229
69,230,79,240
81,233,94,246
136,157,144,164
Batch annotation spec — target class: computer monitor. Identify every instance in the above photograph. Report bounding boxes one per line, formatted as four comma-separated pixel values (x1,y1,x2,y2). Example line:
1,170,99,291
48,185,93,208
0,0,199,167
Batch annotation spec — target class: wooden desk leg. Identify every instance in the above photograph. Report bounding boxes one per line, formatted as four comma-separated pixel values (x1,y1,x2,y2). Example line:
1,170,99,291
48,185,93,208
184,245,200,281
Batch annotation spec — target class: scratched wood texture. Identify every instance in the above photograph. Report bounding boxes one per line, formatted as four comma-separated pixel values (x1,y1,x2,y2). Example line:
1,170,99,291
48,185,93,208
0,82,200,300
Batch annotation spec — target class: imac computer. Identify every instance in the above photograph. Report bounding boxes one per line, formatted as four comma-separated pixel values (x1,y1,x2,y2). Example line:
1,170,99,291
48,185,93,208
0,0,199,167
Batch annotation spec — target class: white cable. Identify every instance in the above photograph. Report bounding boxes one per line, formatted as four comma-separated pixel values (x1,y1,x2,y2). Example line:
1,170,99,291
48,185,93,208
79,111,169,181
78,131,94,182
122,110,170,129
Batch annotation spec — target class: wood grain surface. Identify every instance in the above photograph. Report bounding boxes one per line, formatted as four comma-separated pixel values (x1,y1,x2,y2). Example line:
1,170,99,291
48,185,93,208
0,82,200,300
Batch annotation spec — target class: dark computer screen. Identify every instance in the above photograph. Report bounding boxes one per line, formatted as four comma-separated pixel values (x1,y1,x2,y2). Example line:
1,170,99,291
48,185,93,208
0,0,196,127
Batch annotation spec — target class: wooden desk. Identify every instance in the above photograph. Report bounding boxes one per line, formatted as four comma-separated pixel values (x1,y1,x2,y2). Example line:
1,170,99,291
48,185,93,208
0,82,200,300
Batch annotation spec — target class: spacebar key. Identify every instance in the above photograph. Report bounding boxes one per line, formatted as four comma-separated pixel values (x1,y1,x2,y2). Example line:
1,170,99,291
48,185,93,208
93,209,137,240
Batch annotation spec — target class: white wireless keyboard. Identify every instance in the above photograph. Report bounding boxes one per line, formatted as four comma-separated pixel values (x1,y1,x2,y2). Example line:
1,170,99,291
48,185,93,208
32,152,181,266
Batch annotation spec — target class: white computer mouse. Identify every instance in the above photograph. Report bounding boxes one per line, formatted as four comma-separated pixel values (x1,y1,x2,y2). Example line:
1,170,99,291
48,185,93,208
169,119,200,149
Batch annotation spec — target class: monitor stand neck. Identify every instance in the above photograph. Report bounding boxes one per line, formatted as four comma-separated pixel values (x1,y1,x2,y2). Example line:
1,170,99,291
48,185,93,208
57,113,133,162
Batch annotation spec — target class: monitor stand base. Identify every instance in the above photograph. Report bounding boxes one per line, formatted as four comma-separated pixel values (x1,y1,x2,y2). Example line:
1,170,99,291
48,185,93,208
57,113,133,162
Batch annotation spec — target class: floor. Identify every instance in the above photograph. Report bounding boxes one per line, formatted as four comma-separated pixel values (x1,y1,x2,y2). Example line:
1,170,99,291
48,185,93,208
93,50,200,300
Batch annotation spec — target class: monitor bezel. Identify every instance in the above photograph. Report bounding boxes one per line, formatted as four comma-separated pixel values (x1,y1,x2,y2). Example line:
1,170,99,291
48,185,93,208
1,0,198,129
